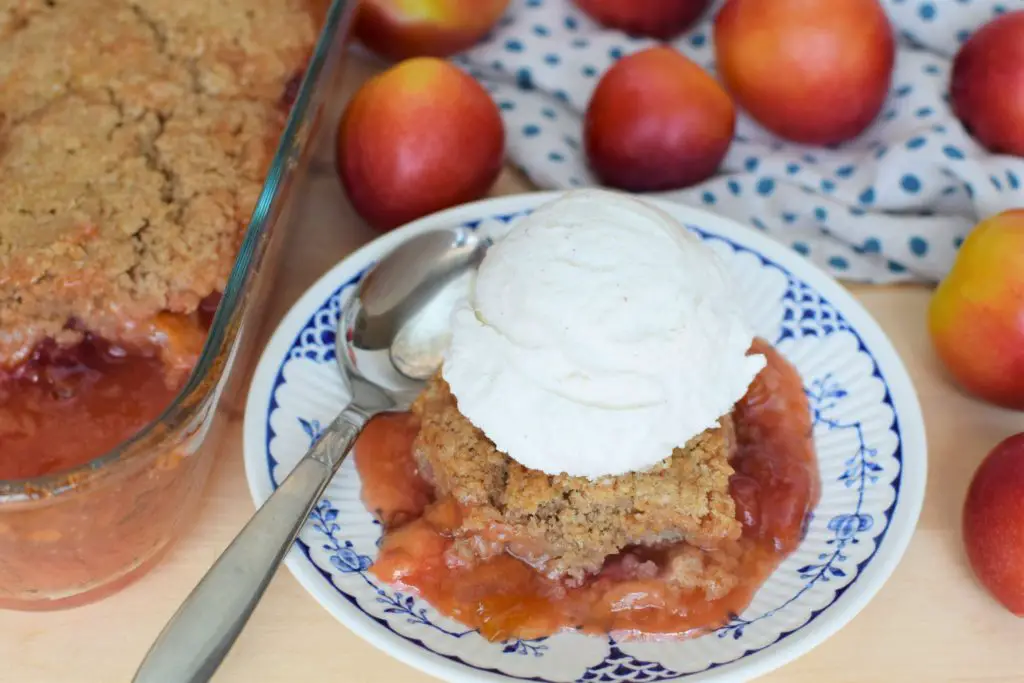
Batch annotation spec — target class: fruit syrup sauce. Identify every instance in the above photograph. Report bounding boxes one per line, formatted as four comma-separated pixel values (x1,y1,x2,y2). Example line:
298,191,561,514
0,294,222,480
354,338,821,641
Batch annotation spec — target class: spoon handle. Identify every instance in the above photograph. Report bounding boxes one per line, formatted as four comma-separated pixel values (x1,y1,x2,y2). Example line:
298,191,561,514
133,409,367,683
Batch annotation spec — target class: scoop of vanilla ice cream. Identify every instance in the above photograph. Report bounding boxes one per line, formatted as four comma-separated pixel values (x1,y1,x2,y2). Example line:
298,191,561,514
441,189,765,479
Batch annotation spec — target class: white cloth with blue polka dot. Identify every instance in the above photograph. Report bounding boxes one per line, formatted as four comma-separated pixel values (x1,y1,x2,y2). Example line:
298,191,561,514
453,0,1024,283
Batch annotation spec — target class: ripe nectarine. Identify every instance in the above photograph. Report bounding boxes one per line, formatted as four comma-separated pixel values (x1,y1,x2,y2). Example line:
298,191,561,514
356,0,510,61
714,0,895,145
964,433,1024,615
572,0,712,40
950,10,1024,157
584,46,735,192
336,58,505,232
928,209,1024,410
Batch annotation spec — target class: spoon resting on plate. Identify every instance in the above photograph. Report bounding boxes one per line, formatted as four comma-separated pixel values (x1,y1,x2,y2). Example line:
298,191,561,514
133,227,488,683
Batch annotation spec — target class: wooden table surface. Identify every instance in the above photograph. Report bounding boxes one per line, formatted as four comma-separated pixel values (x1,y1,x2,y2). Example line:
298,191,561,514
3,56,1024,683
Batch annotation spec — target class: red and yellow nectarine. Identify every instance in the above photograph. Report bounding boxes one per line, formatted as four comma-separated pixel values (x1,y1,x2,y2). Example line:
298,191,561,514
572,0,711,40
356,0,510,61
964,433,1024,615
584,46,735,192
714,0,895,145
950,10,1024,157
928,209,1024,410
336,58,505,232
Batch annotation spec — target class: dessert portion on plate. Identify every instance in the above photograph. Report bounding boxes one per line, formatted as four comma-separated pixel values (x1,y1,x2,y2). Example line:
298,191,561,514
354,190,821,641
0,0,319,479
412,375,740,584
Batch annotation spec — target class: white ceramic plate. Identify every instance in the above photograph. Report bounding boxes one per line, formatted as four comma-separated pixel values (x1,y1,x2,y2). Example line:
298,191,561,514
243,192,926,683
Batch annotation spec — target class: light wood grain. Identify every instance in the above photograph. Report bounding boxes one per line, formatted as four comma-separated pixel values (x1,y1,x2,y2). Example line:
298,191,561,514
2,56,1023,683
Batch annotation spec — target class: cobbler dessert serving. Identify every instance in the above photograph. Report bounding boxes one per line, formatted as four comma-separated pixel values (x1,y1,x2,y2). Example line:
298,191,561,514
0,0,319,479
355,191,821,641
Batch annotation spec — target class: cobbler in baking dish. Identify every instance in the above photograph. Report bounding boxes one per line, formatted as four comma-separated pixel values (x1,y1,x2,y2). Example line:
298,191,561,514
0,0,320,479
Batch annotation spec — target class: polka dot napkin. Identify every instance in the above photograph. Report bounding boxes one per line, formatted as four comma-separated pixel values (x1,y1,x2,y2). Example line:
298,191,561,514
452,0,1024,283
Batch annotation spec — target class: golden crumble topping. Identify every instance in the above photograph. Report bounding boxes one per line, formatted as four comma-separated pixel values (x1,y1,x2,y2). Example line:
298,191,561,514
411,375,742,582
0,0,319,365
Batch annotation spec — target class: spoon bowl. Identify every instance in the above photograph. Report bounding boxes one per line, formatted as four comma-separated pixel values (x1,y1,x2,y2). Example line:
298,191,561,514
341,226,487,395
134,226,488,683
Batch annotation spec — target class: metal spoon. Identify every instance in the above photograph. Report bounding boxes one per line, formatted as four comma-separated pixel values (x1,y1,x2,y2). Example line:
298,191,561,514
134,227,488,683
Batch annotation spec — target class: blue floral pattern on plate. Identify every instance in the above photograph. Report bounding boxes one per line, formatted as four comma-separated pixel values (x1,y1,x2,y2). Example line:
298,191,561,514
243,193,925,682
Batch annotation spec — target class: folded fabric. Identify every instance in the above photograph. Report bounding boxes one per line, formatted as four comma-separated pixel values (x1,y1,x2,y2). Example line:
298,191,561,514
453,0,1024,283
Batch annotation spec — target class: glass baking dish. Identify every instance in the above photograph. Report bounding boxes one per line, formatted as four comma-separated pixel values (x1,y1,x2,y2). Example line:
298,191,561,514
0,0,358,610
